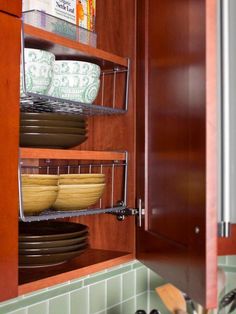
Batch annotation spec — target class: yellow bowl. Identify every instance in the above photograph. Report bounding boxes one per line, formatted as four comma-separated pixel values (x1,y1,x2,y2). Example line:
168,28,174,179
52,183,105,211
22,186,58,215
22,174,59,186
58,174,105,185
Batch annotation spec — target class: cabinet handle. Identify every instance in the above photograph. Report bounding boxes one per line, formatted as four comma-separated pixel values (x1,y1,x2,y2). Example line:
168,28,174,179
220,0,231,237
138,198,145,227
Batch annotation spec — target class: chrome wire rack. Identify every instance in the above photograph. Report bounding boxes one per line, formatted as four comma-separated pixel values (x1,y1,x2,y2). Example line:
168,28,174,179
18,152,128,222
20,10,130,115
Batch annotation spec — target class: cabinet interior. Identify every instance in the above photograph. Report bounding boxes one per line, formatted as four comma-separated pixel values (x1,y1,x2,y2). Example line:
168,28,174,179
18,0,136,294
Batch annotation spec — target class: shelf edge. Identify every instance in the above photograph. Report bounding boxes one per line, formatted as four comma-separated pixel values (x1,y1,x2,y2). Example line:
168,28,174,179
18,253,134,295
20,148,126,161
24,24,128,68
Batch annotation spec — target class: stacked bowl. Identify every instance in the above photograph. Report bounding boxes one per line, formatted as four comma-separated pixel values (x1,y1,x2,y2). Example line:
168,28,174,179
21,174,59,215
19,221,89,267
53,174,106,211
20,48,55,96
20,112,88,148
20,48,101,104
47,60,101,104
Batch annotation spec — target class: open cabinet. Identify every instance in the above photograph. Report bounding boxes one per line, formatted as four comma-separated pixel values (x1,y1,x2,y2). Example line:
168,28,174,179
0,0,226,310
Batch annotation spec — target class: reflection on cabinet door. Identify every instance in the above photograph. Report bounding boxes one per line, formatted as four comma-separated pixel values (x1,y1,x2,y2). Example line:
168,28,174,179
136,0,217,308
0,12,21,301
0,0,22,17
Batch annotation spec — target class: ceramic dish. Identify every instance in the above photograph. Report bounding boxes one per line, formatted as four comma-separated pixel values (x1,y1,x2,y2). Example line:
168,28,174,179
19,246,88,267
20,112,86,122
19,240,88,255
21,174,58,186
22,186,58,214
20,126,87,135
19,221,88,242
47,61,100,103
52,183,105,211
58,173,105,185
20,48,55,95
19,234,88,249
20,132,87,148
20,119,87,128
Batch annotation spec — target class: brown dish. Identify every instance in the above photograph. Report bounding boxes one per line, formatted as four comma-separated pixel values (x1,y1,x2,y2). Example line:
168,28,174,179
20,112,87,122
20,125,87,135
20,132,87,148
19,221,88,241
19,240,88,255
19,246,88,267
19,234,88,249
21,119,87,128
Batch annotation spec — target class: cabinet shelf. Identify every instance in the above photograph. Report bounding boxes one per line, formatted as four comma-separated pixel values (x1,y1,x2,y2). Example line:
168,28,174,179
19,149,128,222
19,250,133,295
21,11,130,116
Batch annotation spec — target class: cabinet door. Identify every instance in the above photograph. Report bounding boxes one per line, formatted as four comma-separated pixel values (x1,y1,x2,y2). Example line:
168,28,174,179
0,12,21,301
136,0,217,308
0,1,22,17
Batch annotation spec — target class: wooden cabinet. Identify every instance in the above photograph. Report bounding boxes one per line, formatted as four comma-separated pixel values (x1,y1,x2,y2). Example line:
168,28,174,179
0,0,222,309
136,0,218,308
0,10,21,300
0,0,21,17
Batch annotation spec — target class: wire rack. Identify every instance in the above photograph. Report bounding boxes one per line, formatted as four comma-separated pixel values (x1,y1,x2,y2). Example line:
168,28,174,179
19,153,128,222
20,11,130,115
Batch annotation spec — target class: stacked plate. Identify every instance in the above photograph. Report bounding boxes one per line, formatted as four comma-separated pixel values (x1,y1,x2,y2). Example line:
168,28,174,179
20,112,88,148
19,221,89,267
52,174,106,211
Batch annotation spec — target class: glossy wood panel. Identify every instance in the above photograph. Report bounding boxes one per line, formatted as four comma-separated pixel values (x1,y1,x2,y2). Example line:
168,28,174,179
19,250,133,295
0,0,21,17
24,25,128,69
0,12,21,301
218,224,236,255
66,0,136,253
136,0,217,308
20,148,126,161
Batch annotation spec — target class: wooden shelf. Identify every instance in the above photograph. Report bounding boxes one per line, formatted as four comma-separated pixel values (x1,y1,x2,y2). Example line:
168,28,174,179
20,148,126,161
23,24,128,69
19,249,133,295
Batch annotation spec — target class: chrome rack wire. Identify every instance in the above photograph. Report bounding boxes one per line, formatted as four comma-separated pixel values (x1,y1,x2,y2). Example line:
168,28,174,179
18,153,128,222
20,12,130,115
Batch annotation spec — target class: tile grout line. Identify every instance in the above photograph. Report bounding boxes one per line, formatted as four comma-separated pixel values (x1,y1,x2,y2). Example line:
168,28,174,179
147,268,150,312
87,285,90,314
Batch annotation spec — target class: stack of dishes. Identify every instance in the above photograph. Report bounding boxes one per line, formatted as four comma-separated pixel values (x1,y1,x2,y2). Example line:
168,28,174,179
21,174,58,215
19,221,89,267
53,174,106,211
20,112,88,148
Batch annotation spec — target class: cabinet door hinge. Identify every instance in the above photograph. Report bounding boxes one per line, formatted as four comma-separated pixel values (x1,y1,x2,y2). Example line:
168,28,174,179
107,201,145,221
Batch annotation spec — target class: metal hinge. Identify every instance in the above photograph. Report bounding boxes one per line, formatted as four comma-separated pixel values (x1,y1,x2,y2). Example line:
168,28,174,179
108,199,145,222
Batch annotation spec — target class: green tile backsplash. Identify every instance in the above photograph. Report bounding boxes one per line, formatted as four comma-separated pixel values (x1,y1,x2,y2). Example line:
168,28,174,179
3,257,236,314
0,260,164,314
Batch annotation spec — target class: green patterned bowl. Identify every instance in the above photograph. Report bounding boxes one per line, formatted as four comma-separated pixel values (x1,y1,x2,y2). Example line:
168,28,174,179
46,60,101,104
20,48,55,96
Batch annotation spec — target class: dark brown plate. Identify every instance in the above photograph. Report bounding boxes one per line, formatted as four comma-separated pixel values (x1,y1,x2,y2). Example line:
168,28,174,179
20,112,87,122
20,125,87,135
19,240,88,254
19,221,88,242
21,119,87,128
19,246,88,267
19,234,88,249
20,132,87,148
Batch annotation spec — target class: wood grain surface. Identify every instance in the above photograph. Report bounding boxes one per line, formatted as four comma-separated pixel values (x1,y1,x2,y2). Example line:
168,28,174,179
0,11,21,301
136,0,217,308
